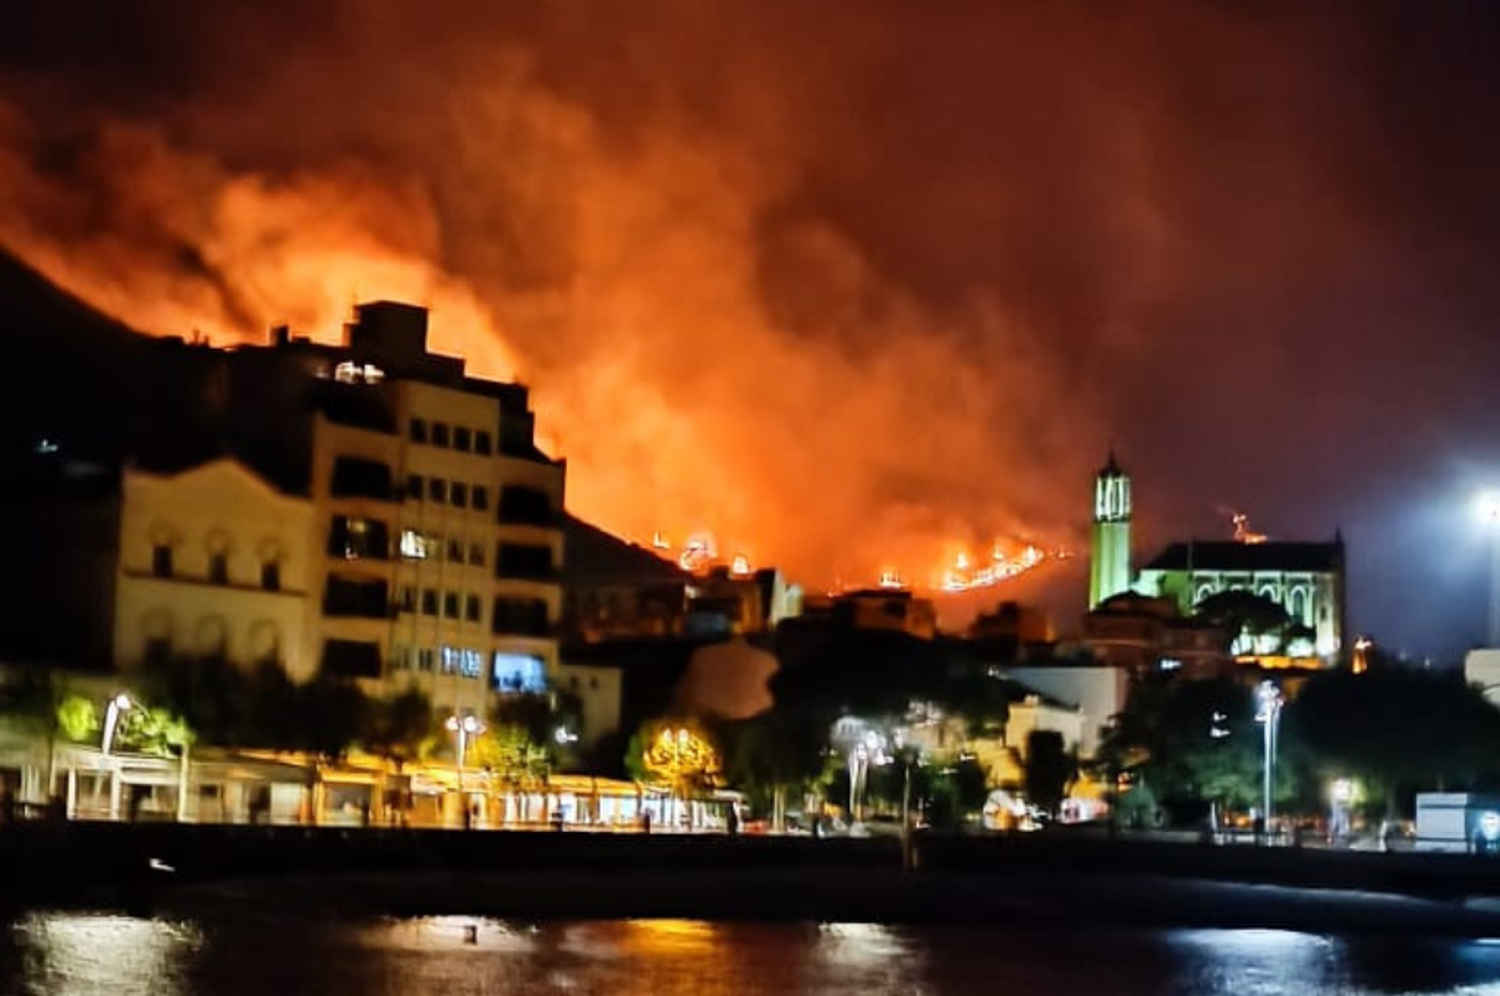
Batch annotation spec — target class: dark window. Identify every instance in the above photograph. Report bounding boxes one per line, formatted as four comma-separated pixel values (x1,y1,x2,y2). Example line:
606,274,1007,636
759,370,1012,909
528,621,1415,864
431,422,450,447
492,597,551,637
398,586,416,613
450,482,468,508
496,543,555,580
328,516,390,560
428,478,446,503
454,427,472,452
152,545,173,578
406,474,424,501
410,417,428,444
417,648,436,672
497,486,554,525
472,486,489,512
261,561,281,591
321,639,382,679
475,431,493,455
390,647,411,671
466,594,482,622
330,456,395,500
443,592,460,618
209,552,228,584
468,542,485,566
421,589,438,616
323,575,390,618
447,539,463,562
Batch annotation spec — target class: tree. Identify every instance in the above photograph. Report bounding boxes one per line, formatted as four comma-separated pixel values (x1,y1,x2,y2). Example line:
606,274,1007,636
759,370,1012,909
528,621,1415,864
362,686,438,769
1024,730,1075,817
1286,668,1500,817
722,710,829,829
1097,674,1265,822
294,676,368,761
1193,590,1291,654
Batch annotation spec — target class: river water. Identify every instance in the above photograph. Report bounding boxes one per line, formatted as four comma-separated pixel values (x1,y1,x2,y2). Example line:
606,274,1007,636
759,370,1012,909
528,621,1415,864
6,912,1500,995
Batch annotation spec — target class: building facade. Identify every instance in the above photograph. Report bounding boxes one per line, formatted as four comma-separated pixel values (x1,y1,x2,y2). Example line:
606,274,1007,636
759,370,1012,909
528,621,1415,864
1134,538,1346,664
114,460,317,679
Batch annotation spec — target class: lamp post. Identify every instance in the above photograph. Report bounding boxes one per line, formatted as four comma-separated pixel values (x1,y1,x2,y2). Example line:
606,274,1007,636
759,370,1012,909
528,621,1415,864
446,713,484,827
101,693,132,756
99,693,132,821
1255,680,1283,841
1478,491,1500,647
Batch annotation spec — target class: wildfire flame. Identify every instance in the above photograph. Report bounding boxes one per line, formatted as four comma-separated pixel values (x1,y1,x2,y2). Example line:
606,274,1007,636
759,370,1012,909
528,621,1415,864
1230,511,1268,544
937,540,1058,593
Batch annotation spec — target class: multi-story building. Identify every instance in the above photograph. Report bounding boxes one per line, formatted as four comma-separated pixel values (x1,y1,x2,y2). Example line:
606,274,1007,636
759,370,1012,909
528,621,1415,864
256,302,566,719
107,301,566,721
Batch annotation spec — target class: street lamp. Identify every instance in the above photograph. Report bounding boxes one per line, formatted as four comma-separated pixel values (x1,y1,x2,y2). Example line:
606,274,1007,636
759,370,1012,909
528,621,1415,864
446,713,484,825
101,693,132,756
1255,680,1284,840
1478,491,1500,647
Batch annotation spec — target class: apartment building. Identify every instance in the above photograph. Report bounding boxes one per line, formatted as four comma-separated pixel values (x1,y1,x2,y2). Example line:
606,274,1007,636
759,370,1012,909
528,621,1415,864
108,301,565,720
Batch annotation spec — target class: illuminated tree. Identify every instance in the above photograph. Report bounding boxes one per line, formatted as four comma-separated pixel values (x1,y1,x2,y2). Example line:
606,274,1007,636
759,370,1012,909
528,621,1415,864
634,720,720,824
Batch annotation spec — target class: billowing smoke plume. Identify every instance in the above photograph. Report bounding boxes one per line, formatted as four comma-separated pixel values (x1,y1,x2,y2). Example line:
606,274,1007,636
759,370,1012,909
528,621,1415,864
1,2,1498,618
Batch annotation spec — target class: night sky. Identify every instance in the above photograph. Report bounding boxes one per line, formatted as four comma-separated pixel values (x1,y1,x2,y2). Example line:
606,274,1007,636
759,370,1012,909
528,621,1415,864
1,2,1498,661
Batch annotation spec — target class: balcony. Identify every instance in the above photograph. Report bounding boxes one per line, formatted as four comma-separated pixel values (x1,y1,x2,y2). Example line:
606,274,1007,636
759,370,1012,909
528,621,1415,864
321,638,383,679
330,456,397,501
496,486,559,527
327,516,391,561
322,576,392,618
495,543,558,582
492,597,554,638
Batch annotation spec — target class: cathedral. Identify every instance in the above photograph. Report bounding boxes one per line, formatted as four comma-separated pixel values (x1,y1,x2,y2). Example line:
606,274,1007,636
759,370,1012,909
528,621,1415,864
1087,454,1347,667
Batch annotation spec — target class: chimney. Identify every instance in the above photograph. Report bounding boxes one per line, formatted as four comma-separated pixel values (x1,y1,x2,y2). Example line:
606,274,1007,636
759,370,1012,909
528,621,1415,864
270,324,291,347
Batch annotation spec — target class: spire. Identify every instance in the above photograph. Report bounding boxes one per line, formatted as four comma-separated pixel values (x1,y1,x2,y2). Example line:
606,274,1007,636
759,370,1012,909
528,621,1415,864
1100,446,1124,478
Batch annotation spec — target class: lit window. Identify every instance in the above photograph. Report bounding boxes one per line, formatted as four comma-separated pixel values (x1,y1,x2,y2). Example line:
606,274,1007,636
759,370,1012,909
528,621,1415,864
492,653,547,694
462,649,483,679
441,646,462,674
399,529,429,559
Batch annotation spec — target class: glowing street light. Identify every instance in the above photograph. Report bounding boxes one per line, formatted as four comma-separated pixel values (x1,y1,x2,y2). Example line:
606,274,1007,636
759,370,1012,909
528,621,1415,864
101,693,133,756
446,713,485,821
1255,681,1284,840
1479,491,1500,647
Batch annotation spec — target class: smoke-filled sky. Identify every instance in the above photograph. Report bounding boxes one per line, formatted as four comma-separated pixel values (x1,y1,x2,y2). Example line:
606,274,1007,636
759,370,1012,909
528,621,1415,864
2,1,1499,659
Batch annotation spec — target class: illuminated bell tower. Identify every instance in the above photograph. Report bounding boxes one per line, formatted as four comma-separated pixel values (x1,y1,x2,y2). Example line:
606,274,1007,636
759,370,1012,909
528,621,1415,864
1089,451,1132,609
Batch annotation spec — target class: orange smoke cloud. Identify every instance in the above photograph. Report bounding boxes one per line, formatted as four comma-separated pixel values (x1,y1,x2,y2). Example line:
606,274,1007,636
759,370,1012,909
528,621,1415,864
0,18,1101,593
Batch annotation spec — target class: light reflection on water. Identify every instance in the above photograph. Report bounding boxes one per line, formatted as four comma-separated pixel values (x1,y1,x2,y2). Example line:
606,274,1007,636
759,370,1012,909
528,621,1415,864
7,912,1500,995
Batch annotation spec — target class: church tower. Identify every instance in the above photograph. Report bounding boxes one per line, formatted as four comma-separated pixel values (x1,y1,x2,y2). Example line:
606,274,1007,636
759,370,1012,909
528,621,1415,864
1089,451,1132,609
